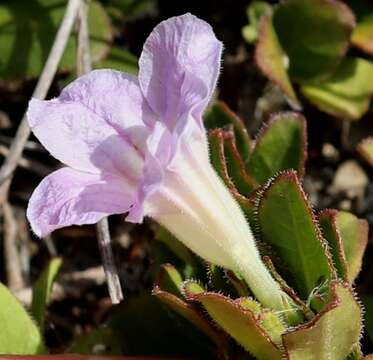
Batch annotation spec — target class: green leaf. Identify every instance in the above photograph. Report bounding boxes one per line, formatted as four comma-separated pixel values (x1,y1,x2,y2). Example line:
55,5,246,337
0,282,46,354
204,102,252,162
31,257,62,332
319,210,368,283
335,211,368,283
256,170,334,299
155,263,184,298
358,137,373,167
0,0,112,80
272,0,354,81
247,112,307,184
68,327,121,355
352,13,373,55
242,1,272,44
282,282,361,360
184,281,283,360
319,209,349,282
255,12,300,108
301,58,373,121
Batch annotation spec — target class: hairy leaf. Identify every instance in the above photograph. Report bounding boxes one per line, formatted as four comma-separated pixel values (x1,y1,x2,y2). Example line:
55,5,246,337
283,282,361,360
256,170,334,299
184,281,283,360
248,112,307,184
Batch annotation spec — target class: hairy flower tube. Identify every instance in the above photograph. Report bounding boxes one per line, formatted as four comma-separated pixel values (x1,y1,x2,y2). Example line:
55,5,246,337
27,13,292,313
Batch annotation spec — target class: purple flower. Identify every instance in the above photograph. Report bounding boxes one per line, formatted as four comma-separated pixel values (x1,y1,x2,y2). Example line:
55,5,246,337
27,14,293,311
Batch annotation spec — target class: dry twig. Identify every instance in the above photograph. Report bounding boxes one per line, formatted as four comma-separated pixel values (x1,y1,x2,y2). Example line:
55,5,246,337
76,0,123,304
0,0,81,202
3,202,24,290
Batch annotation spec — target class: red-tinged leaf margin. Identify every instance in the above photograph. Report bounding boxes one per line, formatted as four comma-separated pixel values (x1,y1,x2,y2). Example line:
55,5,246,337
318,209,349,282
206,101,253,158
183,280,284,359
208,129,257,223
255,169,336,299
282,280,363,359
255,12,301,110
223,130,258,193
250,112,308,180
357,137,373,167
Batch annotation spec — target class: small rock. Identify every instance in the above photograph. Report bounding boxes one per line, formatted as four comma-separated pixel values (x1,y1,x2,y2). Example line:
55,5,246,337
330,160,368,198
322,143,339,162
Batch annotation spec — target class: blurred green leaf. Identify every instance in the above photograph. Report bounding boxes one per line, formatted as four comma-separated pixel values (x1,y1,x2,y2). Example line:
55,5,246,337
255,12,300,108
0,282,46,354
335,211,368,283
103,0,154,24
273,0,354,81
351,14,373,55
0,0,112,80
155,263,184,298
153,288,222,350
108,294,216,358
319,210,349,282
31,257,62,332
282,282,361,360
358,137,373,167
95,45,138,75
68,327,122,355
256,170,334,299
242,1,272,44
247,112,307,184
301,58,373,120
184,281,283,360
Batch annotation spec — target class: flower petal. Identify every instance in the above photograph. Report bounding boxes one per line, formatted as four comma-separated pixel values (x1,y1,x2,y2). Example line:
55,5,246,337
27,167,135,237
27,70,152,177
139,13,223,131
126,117,209,223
